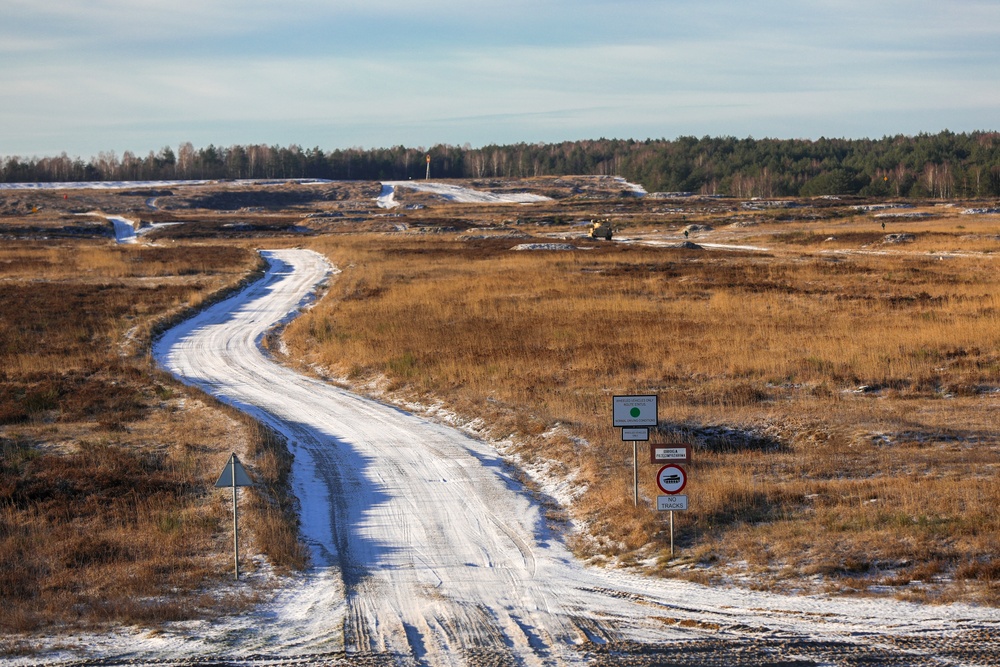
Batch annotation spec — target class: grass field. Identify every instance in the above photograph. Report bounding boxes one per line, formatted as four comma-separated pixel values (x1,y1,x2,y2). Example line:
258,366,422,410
283,205,1000,603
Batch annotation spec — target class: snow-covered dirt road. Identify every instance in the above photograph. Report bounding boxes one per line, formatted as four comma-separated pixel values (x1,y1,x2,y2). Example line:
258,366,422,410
377,181,551,208
46,248,998,666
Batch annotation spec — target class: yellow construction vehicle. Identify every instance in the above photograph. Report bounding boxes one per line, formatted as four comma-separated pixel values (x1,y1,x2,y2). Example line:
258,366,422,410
588,219,613,240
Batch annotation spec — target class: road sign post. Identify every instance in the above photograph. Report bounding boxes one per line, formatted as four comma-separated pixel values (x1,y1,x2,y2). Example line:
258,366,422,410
613,396,657,506
215,453,254,580
633,441,638,506
654,462,689,559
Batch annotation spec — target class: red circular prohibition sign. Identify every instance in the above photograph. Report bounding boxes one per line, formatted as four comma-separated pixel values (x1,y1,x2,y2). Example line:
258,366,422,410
656,464,687,494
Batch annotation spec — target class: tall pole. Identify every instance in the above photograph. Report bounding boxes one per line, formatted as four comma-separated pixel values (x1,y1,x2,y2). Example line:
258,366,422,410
632,440,638,506
670,510,675,558
232,463,240,580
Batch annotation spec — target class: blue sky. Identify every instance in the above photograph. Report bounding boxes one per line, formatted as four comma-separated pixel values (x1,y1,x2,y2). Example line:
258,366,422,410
3,0,999,158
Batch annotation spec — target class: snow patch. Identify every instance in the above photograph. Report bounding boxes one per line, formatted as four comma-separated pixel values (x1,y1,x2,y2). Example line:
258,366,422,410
612,176,648,196
108,216,137,244
375,183,398,209
378,180,551,206
511,243,579,251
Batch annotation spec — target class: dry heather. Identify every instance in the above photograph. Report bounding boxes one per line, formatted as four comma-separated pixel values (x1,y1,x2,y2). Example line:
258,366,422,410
0,239,305,634
286,214,1000,603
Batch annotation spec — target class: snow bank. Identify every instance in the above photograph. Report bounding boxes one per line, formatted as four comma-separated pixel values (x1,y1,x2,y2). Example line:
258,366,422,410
612,176,647,196
375,183,398,209
108,216,137,243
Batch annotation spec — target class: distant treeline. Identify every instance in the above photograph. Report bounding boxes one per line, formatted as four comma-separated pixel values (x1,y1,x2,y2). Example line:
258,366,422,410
4,131,1000,198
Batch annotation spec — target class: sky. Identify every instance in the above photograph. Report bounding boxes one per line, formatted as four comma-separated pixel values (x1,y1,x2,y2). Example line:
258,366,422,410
3,0,1000,159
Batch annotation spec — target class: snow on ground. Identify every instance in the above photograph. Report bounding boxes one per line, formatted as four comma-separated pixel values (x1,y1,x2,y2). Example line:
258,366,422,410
0,179,211,191
511,243,580,251
376,181,551,208
376,183,399,209
8,249,1000,666
574,232,771,253
107,215,137,244
88,212,179,244
0,178,333,191
696,242,770,251
611,176,647,196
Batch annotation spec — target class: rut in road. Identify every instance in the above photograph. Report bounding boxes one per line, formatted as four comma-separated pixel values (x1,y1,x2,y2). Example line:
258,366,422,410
148,248,1000,667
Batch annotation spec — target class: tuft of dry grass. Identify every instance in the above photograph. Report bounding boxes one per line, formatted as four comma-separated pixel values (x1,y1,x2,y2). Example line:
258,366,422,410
284,213,1000,602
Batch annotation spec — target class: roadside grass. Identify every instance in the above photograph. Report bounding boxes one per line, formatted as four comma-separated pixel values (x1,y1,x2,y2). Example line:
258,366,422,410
0,239,304,633
286,218,1000,602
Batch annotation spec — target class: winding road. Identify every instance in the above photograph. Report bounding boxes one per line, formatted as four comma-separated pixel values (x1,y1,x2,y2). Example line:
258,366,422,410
142,249,1000,667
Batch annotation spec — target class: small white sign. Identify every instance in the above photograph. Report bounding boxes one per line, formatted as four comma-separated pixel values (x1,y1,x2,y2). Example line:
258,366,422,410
651,445,690,463
613,395,657,427
657,494,688,511
622,427,649,441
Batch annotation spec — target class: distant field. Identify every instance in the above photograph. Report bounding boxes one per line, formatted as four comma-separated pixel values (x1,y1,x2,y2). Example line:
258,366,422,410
2,178,999,640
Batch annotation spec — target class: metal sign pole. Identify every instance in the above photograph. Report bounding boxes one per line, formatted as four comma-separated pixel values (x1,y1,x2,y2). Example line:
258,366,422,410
632,441,638,506
232,475,240,581
670,510,674,558
215,453,253,581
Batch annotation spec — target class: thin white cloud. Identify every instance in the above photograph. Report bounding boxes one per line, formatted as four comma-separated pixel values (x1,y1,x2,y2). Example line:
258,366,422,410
2,0,999,156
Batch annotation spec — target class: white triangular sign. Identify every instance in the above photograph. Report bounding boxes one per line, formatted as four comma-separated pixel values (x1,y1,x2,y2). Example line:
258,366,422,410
215,453,254,487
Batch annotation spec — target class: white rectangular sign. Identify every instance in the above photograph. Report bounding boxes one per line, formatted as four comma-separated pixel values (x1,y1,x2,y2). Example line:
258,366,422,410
622,428,649,441
613,395,657,427
657,494,688,511
651,445,691,463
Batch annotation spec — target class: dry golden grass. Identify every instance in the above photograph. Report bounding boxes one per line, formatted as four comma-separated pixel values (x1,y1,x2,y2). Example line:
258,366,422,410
0,238,304,633
285,212,1000,602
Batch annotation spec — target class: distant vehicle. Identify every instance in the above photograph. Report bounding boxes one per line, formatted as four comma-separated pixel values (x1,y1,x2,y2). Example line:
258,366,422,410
588,219,613,240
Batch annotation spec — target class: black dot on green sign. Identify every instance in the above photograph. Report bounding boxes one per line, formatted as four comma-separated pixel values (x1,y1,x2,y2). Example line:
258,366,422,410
630,407,641,418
